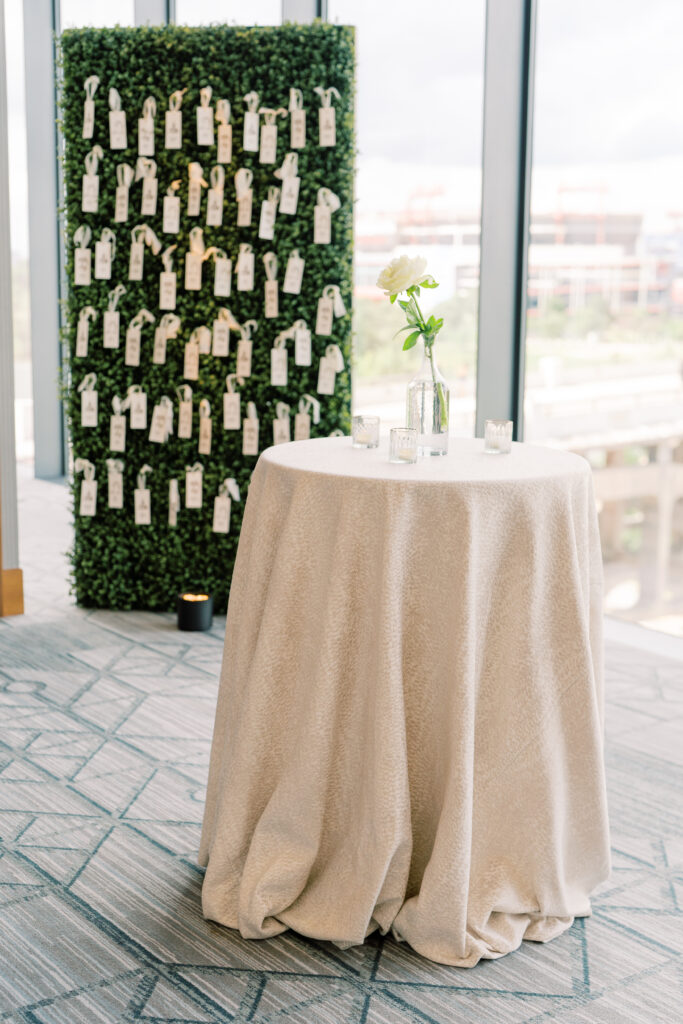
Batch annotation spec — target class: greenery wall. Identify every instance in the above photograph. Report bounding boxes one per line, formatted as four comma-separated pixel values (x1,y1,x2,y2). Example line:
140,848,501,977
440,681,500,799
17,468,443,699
60,23,354,611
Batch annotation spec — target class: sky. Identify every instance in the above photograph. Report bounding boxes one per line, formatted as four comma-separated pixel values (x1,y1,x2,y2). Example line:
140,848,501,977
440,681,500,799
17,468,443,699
5,0,683,259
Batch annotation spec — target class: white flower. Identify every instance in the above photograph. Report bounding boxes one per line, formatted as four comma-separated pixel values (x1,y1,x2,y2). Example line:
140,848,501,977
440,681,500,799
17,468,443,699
376,255,429,296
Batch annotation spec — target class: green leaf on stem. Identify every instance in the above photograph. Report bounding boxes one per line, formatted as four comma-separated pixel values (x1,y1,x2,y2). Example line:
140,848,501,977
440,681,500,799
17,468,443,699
402,330,421,351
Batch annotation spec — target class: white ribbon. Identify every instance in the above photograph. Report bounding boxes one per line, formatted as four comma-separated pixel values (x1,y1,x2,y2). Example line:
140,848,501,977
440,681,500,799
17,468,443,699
136,464,152,490
289,88,303,111
225,373,244,394
219,478,241,502
209,165,225,190
275,401,290,421
273,330,289,350
216,306,240,328
198,399,211,419
190,325,211,350
236,242,253,271
325,344,345,372
130,308,155,329
167,179,181,196
216,99,231,124
177,385,193,405
131,224,147,246
299,394,321,423
329,429,345,437
259,107,287,125
263,252,278,281
240,317,258,341
235,168,253,199
243,91,260,112
116,163,134,189
74,225,91,249
203,246,228,264
107,284,126,311
168,89,187,111
124,384,144,408
266,185,280,205
77,373,97,393
145,226,161,254
314,85,341,108
161,244,177,272
100,228,116,258
111,396,124,415
141,96,156,120
317,187,341,212
106,458,123,476
109,88,123,111
84,76,99,100
274,152,298,180
135,157,157,181
323,283,345,314
74,457,95,481
188,227,205,256
188,162,208,187
246,401,258,420
159,313,181,338
199,86,213,108
84,145,103,175
78,306,97,326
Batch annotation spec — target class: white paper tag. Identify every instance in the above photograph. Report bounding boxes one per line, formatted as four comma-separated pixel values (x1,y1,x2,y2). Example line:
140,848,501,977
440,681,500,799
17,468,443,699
141,177,158,216
283,253,304,294
185,252,202,291
316,296,334,336
258,199,276,240
149,403,169,443
114,185,129,223
294,325,312,365
130,392,148,429
108,472,123,509
242,417,259,455
196,105,214,146
317,356,336,395
187,179,202,217
214,257,232,297
314,204,331,244
333,288,347,318
74,248,92,286
159,271,176,310
223,392,240,429
236,339,252,377
294,411,310,441
270,348,287,387
198,416,212,455
103,310,120,349
290,109,306,149
76,318,90,358
319,106,336,147
236,251,254,291
243,110,259,152
259,123,277,164
152,325,167,364
217,123,232,163
279,176,300,215
197,329,211,355
125,325,141,366
237,191,253,227
273,417,290,445
83,98,95,140
264,279,279,319
134,488,151,525
184,340,199,380
138,117,155,156
109,110,127,150
212,495,231,533
81,174,99,213
94,241,112,280
165,109,182,149
178,401,192,438
162,195,180,234
206,188,223,226
128,241,144,281
81,390,98,427
79,480,97,517
110,414,126,451
212,320,230,357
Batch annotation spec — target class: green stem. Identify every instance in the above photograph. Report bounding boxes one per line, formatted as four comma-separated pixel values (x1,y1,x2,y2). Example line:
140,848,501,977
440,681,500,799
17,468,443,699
406,287,448,431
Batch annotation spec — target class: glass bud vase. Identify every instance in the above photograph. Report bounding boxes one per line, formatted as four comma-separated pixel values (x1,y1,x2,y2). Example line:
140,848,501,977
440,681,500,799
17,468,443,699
406,338,450,456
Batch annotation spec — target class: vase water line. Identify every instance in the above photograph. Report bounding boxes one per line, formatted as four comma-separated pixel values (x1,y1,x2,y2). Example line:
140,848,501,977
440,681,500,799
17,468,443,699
406,338,450,456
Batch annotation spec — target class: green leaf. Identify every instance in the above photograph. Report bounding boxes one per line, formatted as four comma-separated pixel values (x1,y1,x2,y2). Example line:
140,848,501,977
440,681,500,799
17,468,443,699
389,293,397,304
402,330,421,351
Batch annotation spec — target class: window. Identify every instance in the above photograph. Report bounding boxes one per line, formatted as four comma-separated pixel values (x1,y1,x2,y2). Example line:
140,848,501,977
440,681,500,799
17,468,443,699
175,0,281,25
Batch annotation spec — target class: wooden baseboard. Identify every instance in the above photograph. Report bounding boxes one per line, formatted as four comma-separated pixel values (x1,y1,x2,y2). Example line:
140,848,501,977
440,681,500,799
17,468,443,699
0,568,24,616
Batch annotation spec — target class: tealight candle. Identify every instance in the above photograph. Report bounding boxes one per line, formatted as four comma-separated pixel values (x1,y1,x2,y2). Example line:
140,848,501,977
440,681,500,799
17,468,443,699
389,427,418,464
484,419,513,454
177,592,214,631
352,415,380,449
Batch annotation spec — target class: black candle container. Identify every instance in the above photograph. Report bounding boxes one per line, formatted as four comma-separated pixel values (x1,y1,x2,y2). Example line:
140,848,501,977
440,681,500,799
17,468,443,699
177,592,213,631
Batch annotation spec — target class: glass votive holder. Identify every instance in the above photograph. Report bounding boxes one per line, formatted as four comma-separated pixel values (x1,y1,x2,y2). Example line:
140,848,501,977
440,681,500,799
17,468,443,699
389,427,418,464
484,419,513,454
352,415,380,449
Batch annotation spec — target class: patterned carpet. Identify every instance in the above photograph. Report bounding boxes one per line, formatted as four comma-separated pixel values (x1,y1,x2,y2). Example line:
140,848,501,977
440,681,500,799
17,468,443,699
0,475,682,1023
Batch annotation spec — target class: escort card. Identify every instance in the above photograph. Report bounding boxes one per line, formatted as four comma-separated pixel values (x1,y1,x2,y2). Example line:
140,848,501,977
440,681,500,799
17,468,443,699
74,248,92,286
273,417,290,445
236,339,252,377
258,198,276,240
138,117,154,156
187,179,202,217
83,98,95,140
94,240,112,280
314,203,331,244
163,195,180,234
165,109,182,149
212,495,230,533
294,324,312,365
283,252,304,294
109,110,127,150
186,469,203,508
237,191,253,227
134,488,151,525
212,320,230,357
128,241,144,281
184,340,199,380
206,188,223,226
279,176,300,215
114,185,129,223
76,317,90,358
110,414,126,452
184,252,202,291
124,325,141,367
198,416,212,455
264,279,279,319
223,392,240,429
259,123,277,164
152,325,167,364
290,109,305,149
217,123,232,163
141,178,158,216
317,355,337,395
159,271,177,310
196,106,214,146
243,111,259,152
236,251,254,292
149,403,169,443
319,106,336,147
103,310,120,349
271,348,287,387
294,411,310,441
81,391,98,427
79,480,97,517
177,400,193,438
242,416,259,455
130,393,147,430
108,472,123,509
316,295,334,336
214,257,232,297
81,174,99,213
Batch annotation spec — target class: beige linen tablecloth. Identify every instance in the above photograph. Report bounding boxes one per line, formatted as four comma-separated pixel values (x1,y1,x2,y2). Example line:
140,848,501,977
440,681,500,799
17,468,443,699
199,437,610,967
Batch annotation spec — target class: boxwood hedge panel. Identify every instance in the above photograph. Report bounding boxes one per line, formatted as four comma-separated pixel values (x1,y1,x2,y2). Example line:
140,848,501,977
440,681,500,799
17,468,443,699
59,22,354,611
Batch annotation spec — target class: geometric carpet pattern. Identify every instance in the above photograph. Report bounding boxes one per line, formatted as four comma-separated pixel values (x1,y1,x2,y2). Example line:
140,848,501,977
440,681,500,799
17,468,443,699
0,476,682,1023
